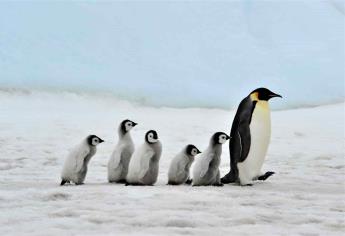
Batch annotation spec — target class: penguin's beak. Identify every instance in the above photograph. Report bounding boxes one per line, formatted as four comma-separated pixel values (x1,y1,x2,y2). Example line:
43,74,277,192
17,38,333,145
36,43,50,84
269,92,282,99
197,150,202,154
133,122,138,127
226,135,231,140
99,139,105,143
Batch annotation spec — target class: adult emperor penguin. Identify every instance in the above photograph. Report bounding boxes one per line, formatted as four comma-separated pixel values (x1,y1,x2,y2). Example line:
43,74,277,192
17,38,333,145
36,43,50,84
126,130,162,185
167,144,201,185
61,135,104,185
108,119,137,183
192,132,230,186
221,88,282,186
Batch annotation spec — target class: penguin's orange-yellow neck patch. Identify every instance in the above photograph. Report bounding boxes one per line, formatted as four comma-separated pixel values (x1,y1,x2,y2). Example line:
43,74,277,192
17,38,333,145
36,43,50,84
250,92,270,111
250,92,259,101
257,100,270,111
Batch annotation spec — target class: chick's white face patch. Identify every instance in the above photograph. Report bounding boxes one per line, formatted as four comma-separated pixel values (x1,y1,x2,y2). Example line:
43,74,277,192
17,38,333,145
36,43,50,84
219,135,227,144
191,148,198,156
92,138,100,146
147,133,158,143
125,122,133,132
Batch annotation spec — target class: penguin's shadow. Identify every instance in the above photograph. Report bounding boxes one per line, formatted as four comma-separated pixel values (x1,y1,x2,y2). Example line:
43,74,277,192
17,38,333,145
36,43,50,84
57,182,270,188
57,182,156,187
58,182,197,188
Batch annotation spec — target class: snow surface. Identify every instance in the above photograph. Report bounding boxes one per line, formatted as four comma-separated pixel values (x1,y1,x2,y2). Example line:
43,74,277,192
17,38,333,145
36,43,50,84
0,91,344,235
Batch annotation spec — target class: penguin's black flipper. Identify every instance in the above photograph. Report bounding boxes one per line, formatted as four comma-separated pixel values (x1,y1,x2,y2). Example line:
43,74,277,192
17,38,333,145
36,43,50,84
238,120,252,163
60,180,67,186
258,171,275,181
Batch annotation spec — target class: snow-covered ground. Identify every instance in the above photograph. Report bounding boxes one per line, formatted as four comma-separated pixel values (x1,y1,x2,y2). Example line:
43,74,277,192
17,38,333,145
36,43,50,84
0,91,344,235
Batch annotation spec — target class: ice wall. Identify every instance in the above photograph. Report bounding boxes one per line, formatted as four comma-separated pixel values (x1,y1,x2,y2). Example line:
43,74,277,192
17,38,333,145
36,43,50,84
0,1,344,109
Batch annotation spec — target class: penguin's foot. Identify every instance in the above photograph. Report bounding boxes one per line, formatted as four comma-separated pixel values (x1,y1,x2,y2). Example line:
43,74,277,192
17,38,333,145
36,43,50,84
258,171,275,181
221,172,237,184
212,183,224,187
185,179,192,185
241,183,253,187
116,179,127,184
60,180,67,186
167,181,178,185
75,182,84,185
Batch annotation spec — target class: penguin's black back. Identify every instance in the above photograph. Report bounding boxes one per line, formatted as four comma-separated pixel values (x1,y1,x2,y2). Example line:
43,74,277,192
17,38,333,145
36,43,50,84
227,96,257,182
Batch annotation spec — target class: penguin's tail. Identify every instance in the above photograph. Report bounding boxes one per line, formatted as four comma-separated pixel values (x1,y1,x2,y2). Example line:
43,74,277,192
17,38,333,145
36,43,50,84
60,180,67,186
221,171,237,184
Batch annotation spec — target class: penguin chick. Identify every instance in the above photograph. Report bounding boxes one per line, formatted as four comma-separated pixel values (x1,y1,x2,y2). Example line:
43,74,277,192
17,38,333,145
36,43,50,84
192,132,230,186
167,144,201,185
61,135,104,185
126,130,162,185
108,119,137,183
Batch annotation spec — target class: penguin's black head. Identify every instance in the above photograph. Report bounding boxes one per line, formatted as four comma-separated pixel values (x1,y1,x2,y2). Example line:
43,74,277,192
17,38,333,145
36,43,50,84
250,88,282,101
186,144,202,156
87,135,104,146
120,119,137,134
145,130,159,144
212,132,230,145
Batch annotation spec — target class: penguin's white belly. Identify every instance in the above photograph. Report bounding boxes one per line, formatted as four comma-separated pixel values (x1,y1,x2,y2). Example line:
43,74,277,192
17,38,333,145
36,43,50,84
238,102,271,184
